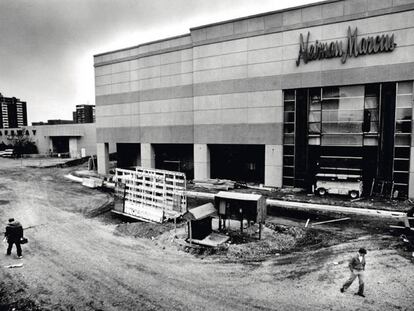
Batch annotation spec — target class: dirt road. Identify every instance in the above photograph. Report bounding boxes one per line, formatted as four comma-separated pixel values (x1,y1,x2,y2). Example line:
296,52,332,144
0,159,413,311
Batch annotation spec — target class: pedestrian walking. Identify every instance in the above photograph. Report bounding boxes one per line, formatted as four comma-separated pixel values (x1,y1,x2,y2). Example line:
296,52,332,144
340,248,367,297
4,218,24,258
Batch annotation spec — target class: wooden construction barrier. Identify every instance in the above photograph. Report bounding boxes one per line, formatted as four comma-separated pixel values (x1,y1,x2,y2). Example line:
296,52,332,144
114,167,187,223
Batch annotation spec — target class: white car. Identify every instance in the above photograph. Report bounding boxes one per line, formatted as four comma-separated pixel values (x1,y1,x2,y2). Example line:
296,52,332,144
0,149,15,158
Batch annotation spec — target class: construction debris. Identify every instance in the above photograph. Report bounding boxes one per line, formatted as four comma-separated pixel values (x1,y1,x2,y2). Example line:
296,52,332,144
187,232,229,247
311,217,350,226
82,177,103,189
244,184,275,192
193,179,235,190
4,263,23,269
64,174,83,183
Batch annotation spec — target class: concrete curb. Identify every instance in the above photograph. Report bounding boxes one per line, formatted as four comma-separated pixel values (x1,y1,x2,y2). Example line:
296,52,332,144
187,191,406,220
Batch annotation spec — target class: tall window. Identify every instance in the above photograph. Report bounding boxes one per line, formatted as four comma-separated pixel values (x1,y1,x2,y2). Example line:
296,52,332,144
393,81,413,196
282,90,295,186
282,81,412,197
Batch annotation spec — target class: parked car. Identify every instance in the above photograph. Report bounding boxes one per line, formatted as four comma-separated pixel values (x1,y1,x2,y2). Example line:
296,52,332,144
0,149,16,158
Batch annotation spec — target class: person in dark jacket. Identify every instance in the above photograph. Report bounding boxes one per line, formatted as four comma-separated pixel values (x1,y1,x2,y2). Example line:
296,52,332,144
340,248,367,297
4,218,23,258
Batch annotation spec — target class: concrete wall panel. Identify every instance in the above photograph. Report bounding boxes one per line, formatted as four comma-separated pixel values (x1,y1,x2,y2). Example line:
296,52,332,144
283,9,302,26
95,65,111,76
233,20,248,35
160,51,181,65
394,0,414,5
194,43,222,59
194,95,221,111
97,127,140,143
301,5,322,23
247,17,265,32
247,33,282,50
111,71,130,84
140,111,193,127
97,115,136,128
96,102,136,117
111,61,129,73
194,110,223,124
248,62,282,78
344,0,367,15
220,109,248,124
247,107,283,124
194,123,283,144
222,38,247,54
264,13,283,29
140,97,193,114
194,68,222,83
140,125,194,143
321,2,344,19
194,56,221,71
247,47,283,64
221,52,247,67
367,0,392,11
220,93,248,109
248,90,283,107
221,66,247,80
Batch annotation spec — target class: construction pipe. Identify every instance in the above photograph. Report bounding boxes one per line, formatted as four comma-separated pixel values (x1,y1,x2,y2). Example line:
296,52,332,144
266,199,405,219
186,191,406,220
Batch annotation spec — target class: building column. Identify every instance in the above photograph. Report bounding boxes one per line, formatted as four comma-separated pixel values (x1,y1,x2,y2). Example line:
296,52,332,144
141,143,155,168
194,144,210,180
48,138,53,154
97,142,109,175
69,138,79,158
265,144,283,187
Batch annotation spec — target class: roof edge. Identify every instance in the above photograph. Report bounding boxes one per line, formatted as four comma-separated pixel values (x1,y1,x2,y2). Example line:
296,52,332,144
190,0,337,31
94,33,190,58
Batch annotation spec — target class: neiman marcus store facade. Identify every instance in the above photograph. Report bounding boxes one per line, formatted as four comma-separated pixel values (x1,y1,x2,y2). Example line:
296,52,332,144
94,0,414,198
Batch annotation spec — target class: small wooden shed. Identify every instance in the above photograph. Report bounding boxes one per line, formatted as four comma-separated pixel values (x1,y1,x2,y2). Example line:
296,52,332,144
214,191,266,239
182,203,217,242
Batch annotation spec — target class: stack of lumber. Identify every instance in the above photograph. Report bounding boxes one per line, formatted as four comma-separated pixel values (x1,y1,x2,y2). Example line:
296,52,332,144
193,179,235,190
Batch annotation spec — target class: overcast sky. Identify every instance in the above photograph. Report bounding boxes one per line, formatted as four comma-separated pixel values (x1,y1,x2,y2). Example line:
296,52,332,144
0,0,318,124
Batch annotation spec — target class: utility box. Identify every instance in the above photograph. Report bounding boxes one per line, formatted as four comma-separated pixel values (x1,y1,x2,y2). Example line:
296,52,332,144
214,191,266,239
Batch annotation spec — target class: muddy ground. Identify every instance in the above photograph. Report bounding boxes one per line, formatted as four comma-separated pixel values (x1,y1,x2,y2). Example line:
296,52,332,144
0,158,413,311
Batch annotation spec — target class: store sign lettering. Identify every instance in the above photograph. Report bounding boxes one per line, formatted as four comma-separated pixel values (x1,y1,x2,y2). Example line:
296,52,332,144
296,27,396,66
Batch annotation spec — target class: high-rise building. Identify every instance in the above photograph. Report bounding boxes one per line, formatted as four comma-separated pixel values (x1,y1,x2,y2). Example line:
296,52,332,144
73,105,95,123
0,93,27,128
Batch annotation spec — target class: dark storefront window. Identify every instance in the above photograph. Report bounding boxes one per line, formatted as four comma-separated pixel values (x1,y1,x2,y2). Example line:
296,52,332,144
210,144,264,183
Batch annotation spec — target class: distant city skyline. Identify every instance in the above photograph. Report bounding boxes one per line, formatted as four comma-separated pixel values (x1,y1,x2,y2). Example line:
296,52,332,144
0,0,317,124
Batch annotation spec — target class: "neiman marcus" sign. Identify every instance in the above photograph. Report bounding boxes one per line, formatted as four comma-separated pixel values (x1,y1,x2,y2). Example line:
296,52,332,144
296,27,396,66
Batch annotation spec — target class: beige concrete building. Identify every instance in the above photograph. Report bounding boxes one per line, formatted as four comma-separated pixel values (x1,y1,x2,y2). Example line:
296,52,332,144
0,124,99,158
94,0,414,198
